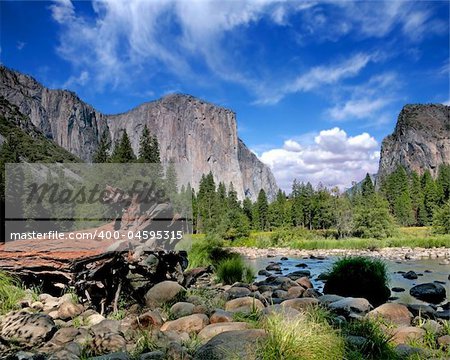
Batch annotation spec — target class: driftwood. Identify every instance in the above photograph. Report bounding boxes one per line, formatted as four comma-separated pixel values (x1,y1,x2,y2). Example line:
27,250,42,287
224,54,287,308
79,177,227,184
0,185,189,312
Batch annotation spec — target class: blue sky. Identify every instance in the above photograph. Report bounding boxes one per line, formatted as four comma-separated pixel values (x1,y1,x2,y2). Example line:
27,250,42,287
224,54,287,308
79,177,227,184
1,0,449,191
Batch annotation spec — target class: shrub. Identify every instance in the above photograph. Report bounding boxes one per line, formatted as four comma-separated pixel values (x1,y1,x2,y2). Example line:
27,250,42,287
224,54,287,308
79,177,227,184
188,234,234,268
215,256,255,285
0,271,25,315
258,312,345,360
323,257,390,307
433,200,450,234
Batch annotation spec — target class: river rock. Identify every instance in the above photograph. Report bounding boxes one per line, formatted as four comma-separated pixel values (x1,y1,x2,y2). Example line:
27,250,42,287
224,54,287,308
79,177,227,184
194,329,267,360
407,304,436,319
286,270,311,280
296,277,312,289
225,287,251,299
438,335,450,348
0,310,56,347
367,303,412,326
281,298,318,311
144,281,186,309
265,263,281,271
328,298,373,316
287,286,305,298
262,304,301,318
410,283,446,304
170,302,195,319
210,309,233,323
224,297,265,313
403,271,418,280
391,327,425,345
198,322,250,343
160,314,209,334
57,301,84,320
318,294,344,306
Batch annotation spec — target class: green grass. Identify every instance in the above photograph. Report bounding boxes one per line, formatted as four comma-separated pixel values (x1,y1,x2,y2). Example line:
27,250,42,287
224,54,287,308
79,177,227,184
258,311,345,360
0,271,25,315
215,256,255,285
342,319,400,360
187,233,236,269
324,257,390,307
229,227,450,250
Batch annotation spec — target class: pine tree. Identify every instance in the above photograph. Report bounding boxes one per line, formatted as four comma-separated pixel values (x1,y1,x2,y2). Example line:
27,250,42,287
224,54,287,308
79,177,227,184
256,189,269,231
436,164,450,204
110,131,136,163
361,173,375,198
242,197,253,226
93,130,110,163
138,125,153,162
420,170,438,226
164,162,178,196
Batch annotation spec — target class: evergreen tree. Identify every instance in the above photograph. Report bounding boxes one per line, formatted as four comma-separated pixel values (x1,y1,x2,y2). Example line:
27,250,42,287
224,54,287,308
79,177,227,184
93,130,110,163
138,125,153,162
409,171,423,226
196,172,218,233
420,171,438,226
165,162,178,196
255,189,269,231
433,199,450,234
436,164,450,204
361,173,375,198
110,131,136,163
242,197,253,226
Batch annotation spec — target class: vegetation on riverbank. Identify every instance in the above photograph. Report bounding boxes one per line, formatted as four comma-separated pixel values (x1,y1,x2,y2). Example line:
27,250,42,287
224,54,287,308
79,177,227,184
226,227,450,250
0,271,25,315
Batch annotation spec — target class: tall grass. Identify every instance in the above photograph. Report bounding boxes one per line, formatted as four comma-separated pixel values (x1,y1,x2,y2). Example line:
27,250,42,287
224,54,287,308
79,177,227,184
0,271,25,315
258,312,345,360
216,257,255,285
342,319,400,360
188,234,234,268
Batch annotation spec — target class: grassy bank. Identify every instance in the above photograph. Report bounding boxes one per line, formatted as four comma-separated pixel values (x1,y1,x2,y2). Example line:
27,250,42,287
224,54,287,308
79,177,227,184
192,227,450,251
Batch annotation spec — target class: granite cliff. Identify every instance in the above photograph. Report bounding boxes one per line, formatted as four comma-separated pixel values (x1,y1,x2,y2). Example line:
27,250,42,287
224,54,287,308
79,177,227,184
0,66,277,200
378,104,450,180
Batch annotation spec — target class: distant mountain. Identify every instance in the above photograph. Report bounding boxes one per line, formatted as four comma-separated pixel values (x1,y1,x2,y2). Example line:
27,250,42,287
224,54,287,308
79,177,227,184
378,104,450,181
0,96,80,163
0,66,278,200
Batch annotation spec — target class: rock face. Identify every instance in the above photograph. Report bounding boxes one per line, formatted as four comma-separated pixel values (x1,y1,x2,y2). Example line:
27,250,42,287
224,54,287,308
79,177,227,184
0,66,277,200
378,104,450,180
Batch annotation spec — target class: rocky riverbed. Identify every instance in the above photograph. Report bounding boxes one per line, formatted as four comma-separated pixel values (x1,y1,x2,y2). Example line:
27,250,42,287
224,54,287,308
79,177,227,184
0,249,449,359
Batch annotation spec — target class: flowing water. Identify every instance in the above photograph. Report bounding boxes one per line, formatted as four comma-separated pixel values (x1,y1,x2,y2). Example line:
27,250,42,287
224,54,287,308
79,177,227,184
244,255,450,305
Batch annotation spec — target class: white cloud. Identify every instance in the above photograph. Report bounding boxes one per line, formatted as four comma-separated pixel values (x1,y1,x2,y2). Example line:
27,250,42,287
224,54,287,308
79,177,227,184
256,53,374,104
259,127,380,191
48,0,445,97
328,98,391,121
62,70,90,88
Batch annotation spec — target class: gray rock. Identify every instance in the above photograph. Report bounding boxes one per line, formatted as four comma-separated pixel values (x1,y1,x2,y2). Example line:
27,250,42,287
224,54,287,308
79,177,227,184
144,281,186,309
286,270,311,280
318,294,344,306
402,271,418,280
194,329,266,360
410,283,446,304
89,352,130,360
328,297,373,316
170,302,195,319
225,287,251,299
140,350,165,360
0,310,56,347
378,104,450,179
0,67,278,201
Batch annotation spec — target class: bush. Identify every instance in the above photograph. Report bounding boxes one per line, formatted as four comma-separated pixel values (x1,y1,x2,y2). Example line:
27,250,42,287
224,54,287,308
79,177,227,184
323,257,390,307
433,200,450,234
0,271,25,315
215,256,255,285
258,312,345,360
188,234,234,268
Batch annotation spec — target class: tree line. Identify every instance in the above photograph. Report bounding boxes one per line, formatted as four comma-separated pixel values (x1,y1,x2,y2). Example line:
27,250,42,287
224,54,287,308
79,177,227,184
191,165,450,239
